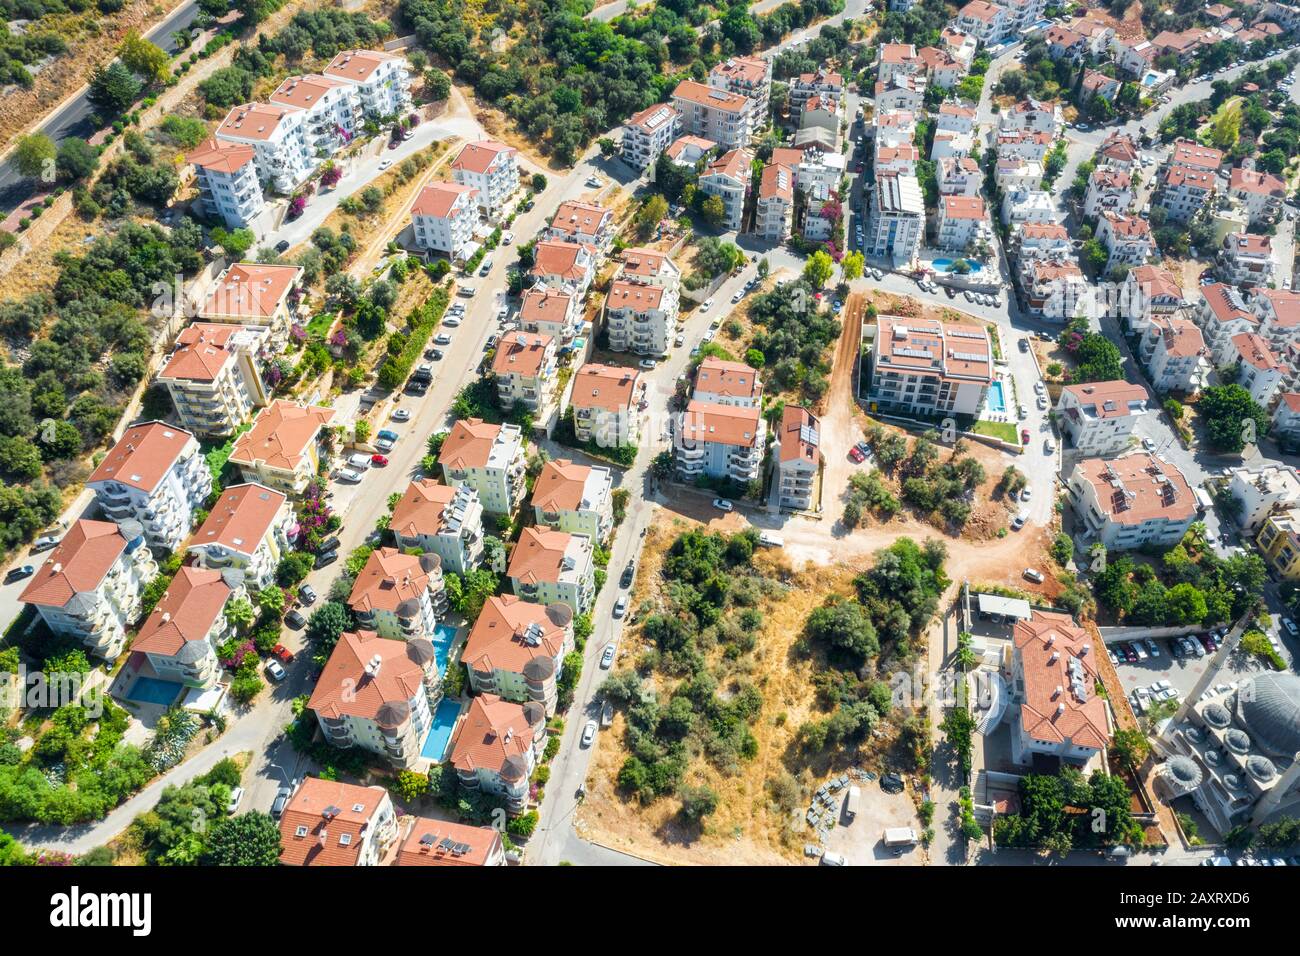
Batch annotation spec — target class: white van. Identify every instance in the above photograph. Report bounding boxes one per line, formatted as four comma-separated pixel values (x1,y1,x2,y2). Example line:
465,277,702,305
843,785,861,821
758,531,785,548
347,453,370,469
883,827,918,848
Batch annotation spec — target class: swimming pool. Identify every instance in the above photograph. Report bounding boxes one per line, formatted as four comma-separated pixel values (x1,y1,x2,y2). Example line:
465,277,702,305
932,258,985,275
128,676,183,707
431,622,458,674
420,698,462,762
987,381,1007,414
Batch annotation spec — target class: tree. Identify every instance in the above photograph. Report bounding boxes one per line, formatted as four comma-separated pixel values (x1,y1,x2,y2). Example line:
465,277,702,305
635,194,668,239
531,173,548,193
1199,384,1268,453
700,194,726,229
803,249,834,288
204,812,282,865
14,133,55,180
1111,728,1150,770
56,138,99,183
119,32,170,83
424,69,450,101
1207,100,1241,150
306,601,351,651
0,435,43,481
679,785,720,824
224,596,255,632
258,585,286,618
806,598,879,664
841,251,864,281
87,61,143,118
211,227,255,260
276,552,313,587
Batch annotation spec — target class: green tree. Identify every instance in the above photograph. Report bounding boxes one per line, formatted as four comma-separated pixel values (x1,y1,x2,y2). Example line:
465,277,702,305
14,133,56,180
55,138,100,183
1199,384,1268,453
119,31,170,83
211,227,255,260
87,61,143,118
840,251,864,280
306,601,350,651
803,249,834,288
204,812,282,865
224,596,255,632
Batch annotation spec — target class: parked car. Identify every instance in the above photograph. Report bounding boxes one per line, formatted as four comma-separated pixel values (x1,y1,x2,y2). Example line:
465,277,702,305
1021,428,1031,444
375,437,395,452
434,332,452,345
1023,568,1045,583
620,561,635,588
314,550,339,570
712,498,734,512
271,785,293,819
849,445,866,462
638,358,657,370
265,659,287,682
272,644,295,663
502,231,514,244
285,609,306,630
1011,513,1027,530
443,316,462,327
1284,618,1298,637
227,786,245,814
371,454,389,467
581,720,597,747
700,299,713,312
1144,638,1161,658
31,535,60,553
4,565,34,584
274,239,291,254
600,644,616,668
298,584,317,606
1020,488,1032,502
337,468,363,483
391,408,411,422
1130,641,1148,661
585,176,602,188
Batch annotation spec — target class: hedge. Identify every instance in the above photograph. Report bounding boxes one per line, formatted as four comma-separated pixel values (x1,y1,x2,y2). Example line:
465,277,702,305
376,287,450,391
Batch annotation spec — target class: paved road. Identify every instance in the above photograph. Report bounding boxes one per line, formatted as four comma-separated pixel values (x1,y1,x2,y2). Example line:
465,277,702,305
0,1,201,215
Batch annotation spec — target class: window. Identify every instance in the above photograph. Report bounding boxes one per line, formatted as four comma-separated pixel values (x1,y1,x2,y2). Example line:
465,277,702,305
295,826,308,837
339,833,352,846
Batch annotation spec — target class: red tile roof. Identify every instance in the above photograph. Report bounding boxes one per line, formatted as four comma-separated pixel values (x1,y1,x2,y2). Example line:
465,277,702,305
88,421,195,494
20,520,127,608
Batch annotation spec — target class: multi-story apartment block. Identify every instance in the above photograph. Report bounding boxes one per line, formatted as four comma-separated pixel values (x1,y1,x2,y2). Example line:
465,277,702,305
547,200,615,252
876,141,920,176
756,162,795,241
569,363,642,448
199,262,303,348
1254,288,1300,353
448,694,547,813
278,777,398,866
1055,381,1149,456
1121,265,1184,334
395,817,506,867
697,147,752,232
708,55,772,122
930,128,974,161
411,182,479,261
995,157,1044,194
874,74,926,112
215,103,313,194
1080,68,1121,103
1098,132,1140,173
156,322,270,439
1096,211,1153,271
508,526,595,615
187,138,265,229
228,400,335,496
671,80,754,149
20,519,159,659
1226,463,1300,531
878,43,922,84
622,103,682,171
451,140,520,220
1275,393,1300,449
938,156,983,197
1146,316,1210,394
1219,232,1274,287
132,566,244,690
918,45,964,88
529,239,597,297
1014,222,1072,261
348,547,446,641
87,421,211,554
676,401,767,486
519,289,582,353
1066,453,1197,550
1001,97,1060,136
605,246,680,356
800,94,842,136
865,315,993,416
694,357,762,408
941,28,979,68
774,405,821,512
269,74,360,157
186,482,293,592
936,100,977,135
866,172,925,267
323,49,411,119
309,629,439,770
1158,164,1216,222
995,128,1053,164
464,595,575,716
1067,14,1114,54
1112,35,1157,76
1229,332,1285,409
936,195,987,252
1046,23,1088,60
390,480,485,576
1022,258,1088,320
789,70,844,121
438,418,526,515
951,0,1007,44
1083,166,1132,219
1229,166,1287,225
1196,282,1258,365
533,459,614,544
1000,188,1056,226
1008,610,1107,768
492,332,557,412
1169,138,1224,173
1257,506,1300,579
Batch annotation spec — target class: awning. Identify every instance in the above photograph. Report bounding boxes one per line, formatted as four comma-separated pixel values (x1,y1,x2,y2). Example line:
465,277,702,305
976,593,1032,619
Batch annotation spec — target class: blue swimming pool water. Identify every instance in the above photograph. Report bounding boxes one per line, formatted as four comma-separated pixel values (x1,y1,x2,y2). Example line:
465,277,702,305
431,623,458,674
987,381,1007,413
420,698,462,761
129,676,183,706
932,258,985,275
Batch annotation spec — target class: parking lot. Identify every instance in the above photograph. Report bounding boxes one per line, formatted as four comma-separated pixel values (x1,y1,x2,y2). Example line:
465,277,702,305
819,776,921,866
1107,631,1275,718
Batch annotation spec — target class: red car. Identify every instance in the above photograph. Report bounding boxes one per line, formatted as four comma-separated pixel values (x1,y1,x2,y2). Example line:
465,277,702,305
849,446,866,463
271,644,295,664
371,454,389,466
1021,428,1031,444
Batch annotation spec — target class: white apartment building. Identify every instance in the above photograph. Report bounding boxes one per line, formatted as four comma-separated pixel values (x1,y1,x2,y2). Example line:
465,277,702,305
708,55,772,123
664,134,716,167
1022,258,1088,320
675,400,767,486
1015,222,1072,261
520,288,581,351
938,156,983,197
1229,332,1285,409
492,331,557,412
995,128,1053,164
774,405,821,512
951,0,1007,44
132,566,243,690
1066,453,1198,551
936,195,987,252
1219,233,1274,288
1055,380,1149,456
278,776,398,866
156,322,271,439
1000,188,1055,227
941,28,979,68
1146,317,1210,395
936,100,977,135
1226,463,1300,531
452,140,520,220
390,480,485,576
199,262,304,348
438,418,526,515
448,694,547,813
309,631,439,771
569,363,642,449
348,547,446,641
532,459,614,544
671,80,754,150
1229,166,1287,225
866,172,925,267
1158,164,1216,223
1084,166,1133,219
1120,265,1184,334
789,70,844,121
186,482,293,592
756,162,795,241
508,526,595,615
918,45,964,88
187,138,264,229
228,400,335,496
622,103,682,171
215,103,313,194
875,74,926,112
995,157,1044,194
698,147,751,232
865,315,993,416
269,74,360,157
930,129,974,161
464,596,575,717
1001,98,1060,136
323,49,411,119
530,239,597,297
1196,283,1258,365
695,357,762,408
20,519,159,659
411,182,479,261
87,421,212,554
1274,393,1300,448
1254,289,1300,353
547,200,615,252
878,43,922,84
606,278,677,357
1096,211,1154,271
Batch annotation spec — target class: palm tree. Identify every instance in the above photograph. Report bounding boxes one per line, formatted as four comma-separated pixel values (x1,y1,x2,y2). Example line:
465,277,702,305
224,597,255,633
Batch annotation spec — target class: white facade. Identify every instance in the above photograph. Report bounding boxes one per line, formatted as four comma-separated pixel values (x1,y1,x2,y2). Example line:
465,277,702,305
215,103,314,195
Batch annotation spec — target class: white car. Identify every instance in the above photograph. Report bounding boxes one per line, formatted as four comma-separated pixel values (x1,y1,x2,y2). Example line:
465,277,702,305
501,231,514,245
378,159,392,171
1011,513,1027,530
675,333,686,347
1284,618,1299,637
1142,437,1156,450
495,307,509,322
712,498,734,512
443,316,462,327
1020,488,1032,502
700,299,713,312
581,720,598,747
391,408,411,422
600,644,616,668
585,176,602,188
338,468,364,483
731,290,744,303
434,332,452,345
227,786,245,815
1044,438,1055,453
638,358,657,370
